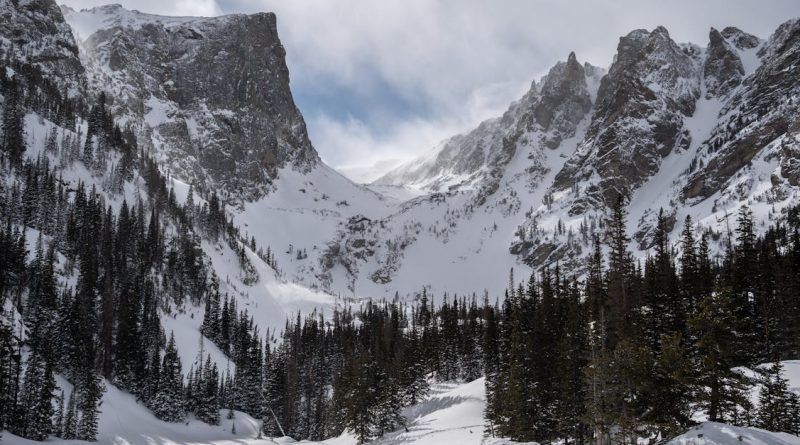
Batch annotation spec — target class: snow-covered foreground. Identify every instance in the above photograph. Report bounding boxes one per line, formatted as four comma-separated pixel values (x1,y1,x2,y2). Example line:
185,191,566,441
2,380,267,445
0,379,492,445
352,379,490,445
668,423,800,445
4,370,800,445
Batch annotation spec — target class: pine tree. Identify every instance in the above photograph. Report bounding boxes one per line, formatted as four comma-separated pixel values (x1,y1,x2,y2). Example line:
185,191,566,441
0,298,19,432
77,369,104,441
16,347,56,440
195,355,220,425
54,389,65,438
679,215,698,306
62,388,78,440
149,332,186,422
690,288,754,423
605,194,635,347
756,361,797,433
641,333,695,440
2,77,25,165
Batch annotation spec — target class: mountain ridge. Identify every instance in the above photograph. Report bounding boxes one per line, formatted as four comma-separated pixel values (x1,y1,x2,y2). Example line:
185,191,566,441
39,2,800,299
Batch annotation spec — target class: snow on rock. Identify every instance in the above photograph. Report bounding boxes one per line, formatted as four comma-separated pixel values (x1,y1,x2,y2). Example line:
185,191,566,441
61,3,199,40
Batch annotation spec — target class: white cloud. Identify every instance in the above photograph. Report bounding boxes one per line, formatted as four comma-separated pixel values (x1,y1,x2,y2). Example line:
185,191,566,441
308,77,530,180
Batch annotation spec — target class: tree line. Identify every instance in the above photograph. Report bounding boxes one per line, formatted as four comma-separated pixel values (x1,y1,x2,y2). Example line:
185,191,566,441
0,56,277,441
485,199,800,444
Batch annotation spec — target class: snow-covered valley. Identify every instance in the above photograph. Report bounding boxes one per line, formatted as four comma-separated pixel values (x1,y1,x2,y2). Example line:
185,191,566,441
1,1,799,444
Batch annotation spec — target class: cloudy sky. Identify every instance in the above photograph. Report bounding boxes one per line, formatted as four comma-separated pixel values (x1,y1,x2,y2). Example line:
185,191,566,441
62,0,798,181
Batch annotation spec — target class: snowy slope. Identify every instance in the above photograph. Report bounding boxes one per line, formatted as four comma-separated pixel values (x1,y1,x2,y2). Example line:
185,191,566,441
365,379,492,445
668,423,800,445
1,379,493,445
3,379,267,445
17,105,336,373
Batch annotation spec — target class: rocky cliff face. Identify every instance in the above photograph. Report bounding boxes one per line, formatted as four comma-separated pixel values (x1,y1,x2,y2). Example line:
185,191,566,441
552,27,701,215
62,5,318,201
703,27,747,98
369,19,800,291
0,0,84,94
684,19,800,200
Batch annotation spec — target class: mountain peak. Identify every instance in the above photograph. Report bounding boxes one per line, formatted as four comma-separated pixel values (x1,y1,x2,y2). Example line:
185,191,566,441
704,25,745,97
720,26,760,49
651,25,670,38
567,51,578,63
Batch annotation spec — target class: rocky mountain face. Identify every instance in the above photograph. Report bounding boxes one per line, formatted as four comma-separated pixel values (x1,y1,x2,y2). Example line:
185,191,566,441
684,19,800,200
0,0,84,94
13,0,797,297
62,4,318,201
371,19,800,289
552,27,701,215
703,27,754,98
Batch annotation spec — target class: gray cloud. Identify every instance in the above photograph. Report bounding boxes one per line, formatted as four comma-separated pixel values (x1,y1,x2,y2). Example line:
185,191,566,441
60,0,800,176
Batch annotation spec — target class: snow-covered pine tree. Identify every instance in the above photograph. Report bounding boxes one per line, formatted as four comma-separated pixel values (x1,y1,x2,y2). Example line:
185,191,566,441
53,389,65,438
195,355,220,425
62,388,78,440
756,361,798,433
15,343,56,439
77,369,104,441
149,333,186,422
1,76,25,165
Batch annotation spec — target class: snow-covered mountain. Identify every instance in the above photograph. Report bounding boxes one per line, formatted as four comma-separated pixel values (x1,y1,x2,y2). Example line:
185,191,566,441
369,21,800,290
0,0,346,385
59,3,409,300
19,1,795,301
3,1,800,443
61,4,319,202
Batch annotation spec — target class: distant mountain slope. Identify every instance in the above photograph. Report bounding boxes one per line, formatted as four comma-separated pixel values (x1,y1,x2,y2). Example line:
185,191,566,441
375,52,603,194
